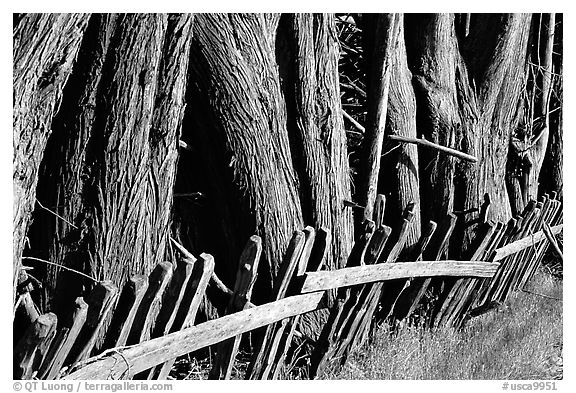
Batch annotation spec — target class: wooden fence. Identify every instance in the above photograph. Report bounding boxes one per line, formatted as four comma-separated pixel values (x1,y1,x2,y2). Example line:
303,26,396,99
13,193,562,380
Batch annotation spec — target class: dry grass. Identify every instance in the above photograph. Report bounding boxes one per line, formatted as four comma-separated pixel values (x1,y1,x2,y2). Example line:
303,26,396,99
168,270,562,380
323,270,562,380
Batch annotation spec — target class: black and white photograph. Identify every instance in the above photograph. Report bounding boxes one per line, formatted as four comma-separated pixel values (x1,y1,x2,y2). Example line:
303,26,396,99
11,8,565,386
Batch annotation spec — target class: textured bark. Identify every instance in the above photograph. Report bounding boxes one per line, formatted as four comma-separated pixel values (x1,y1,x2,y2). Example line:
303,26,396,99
401,14,531,254
280,13,354,269
30,14,120,309
267,12,357,338
539,14,562,199
540,14,556,117
188,14,304,286
460,14,532,224
379,17,421,247
539,79,562,199
512,14,556,204
358,14,401,222
28,14,193,313
147,14,194,267
404,14,461,226
88,14,167,283
13,13,90,302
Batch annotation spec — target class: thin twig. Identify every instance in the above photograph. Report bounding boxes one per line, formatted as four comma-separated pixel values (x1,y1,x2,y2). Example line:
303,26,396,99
22,256,98,282
548,106,562,116
210,272,233,296
381,143,401,157
13,294,23,320
36,199,78,229
174,192,205,198
521,288,562,301
210,271,256,309
179,140,193,152
341,75,367,97
169,237,196,260
527,61,562,76
342,110,366,133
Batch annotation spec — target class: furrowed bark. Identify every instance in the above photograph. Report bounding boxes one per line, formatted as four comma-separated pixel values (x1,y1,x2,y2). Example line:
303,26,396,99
379,16,421,247
147,14,194,265
188,14,304,288
13,13,90,303
87,14,167,284
29,14,193,326
358,14,401,222
461,14,531,224
507,14,555,212
275,13,355,331
29,14,120,310
539,15,562,198
281,13,354,271
404,13,461,226
403,14,531,255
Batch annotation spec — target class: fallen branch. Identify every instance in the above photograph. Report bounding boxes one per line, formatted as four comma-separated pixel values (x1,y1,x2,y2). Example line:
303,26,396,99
386,134,478,163
521,288,562,301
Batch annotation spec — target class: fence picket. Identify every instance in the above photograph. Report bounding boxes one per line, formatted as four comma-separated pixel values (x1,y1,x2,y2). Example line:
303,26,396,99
68,281,118,365
37,298,88,379
127,262,173,347
209,235,261,380
245,230,305,379
14,313,58,379
104,275,148,349
153,253,214,379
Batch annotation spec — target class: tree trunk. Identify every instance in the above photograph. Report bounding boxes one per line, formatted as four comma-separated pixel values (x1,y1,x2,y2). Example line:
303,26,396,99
539,14,562,199
279,13,354,269
148,14,195,268
506,14,556,212
460,14,531,224
29,14,120,310
357,14,401,223
378,16,421,246
539,71,562,199
28,14,193,318
404,14,461,226
186,14,304,291
401,14,531,255
184,13,357,301
13,13,90,303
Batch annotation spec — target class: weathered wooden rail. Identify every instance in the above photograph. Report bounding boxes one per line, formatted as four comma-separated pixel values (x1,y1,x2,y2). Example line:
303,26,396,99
63,261,498,379
13,192,562,380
